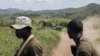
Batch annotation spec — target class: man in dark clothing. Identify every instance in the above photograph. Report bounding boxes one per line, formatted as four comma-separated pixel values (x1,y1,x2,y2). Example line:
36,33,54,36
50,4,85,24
67,19,98,56
10,16,43,56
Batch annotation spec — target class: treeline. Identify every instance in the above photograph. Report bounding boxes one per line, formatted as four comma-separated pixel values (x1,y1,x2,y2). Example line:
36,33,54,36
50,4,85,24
0,17,70,28
0,3,100,27
13,3,100,20
0,3,100,20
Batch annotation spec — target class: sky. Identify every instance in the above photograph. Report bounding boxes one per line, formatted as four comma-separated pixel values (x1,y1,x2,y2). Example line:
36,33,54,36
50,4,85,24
0,0,100,11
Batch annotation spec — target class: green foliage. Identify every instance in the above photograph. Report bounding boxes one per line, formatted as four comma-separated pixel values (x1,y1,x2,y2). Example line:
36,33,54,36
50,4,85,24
32,28,60,56
0,27,22,56
32,18,70,27
0,17,15,27
0,17,70,28
0,27,60,56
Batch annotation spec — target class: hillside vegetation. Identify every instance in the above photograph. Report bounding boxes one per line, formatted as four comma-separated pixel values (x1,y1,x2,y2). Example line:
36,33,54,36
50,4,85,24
0,3,100,19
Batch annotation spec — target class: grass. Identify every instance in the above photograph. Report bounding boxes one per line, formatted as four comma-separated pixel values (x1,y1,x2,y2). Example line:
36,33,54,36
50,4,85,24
0,27,60,56
0,27,22,56
32,27,60,56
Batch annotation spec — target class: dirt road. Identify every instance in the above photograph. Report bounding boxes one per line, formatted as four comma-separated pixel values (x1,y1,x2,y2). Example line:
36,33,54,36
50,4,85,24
51,16,100,56
51,32,73,56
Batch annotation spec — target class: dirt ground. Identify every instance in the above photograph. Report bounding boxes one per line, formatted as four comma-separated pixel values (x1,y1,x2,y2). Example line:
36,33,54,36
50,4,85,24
51,16,100,56
51,32,73,56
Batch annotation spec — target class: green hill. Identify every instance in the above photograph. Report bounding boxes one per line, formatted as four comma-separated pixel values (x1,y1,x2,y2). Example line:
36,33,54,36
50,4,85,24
0,3,100,19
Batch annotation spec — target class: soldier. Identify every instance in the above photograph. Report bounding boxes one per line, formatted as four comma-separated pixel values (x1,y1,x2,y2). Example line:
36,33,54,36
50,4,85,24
10,16,43,56
67,19,98,56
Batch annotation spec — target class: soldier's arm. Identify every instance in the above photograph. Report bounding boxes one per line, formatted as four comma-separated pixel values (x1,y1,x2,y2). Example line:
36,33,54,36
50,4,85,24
34,45,43,56
28,45,43,56
27,46,36,56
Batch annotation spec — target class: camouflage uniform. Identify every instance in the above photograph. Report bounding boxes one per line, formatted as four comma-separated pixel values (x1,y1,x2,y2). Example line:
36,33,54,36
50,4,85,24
76,38,99,56
14,35,43,56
